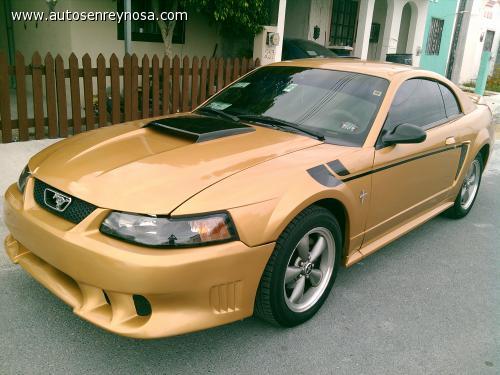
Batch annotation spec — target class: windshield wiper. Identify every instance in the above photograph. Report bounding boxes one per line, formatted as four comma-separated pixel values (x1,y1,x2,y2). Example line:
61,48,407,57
196,107,240,122
239,114,325,141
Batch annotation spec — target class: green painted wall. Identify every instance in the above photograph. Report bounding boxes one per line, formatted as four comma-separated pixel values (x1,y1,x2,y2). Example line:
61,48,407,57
419,0,458,75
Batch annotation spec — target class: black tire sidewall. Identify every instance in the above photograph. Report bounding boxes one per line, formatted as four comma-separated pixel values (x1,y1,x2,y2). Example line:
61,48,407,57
268,208,342,326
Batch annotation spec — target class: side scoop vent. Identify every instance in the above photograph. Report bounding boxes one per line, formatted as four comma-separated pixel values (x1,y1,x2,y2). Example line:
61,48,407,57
146,115,255,142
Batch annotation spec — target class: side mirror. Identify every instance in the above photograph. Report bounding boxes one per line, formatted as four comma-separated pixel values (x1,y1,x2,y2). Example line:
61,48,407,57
382,123,427,146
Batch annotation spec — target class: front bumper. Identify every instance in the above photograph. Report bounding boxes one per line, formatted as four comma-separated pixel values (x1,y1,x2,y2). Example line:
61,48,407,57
3,181,274,338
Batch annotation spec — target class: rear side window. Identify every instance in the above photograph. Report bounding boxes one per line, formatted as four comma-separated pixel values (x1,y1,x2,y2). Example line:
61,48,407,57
438,83,461,117
386,79,447,131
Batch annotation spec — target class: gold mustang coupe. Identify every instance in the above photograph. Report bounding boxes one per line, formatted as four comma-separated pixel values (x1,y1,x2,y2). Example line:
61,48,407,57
4,59,494,338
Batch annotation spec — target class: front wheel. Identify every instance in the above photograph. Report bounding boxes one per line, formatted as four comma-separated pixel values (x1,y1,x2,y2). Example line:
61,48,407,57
445,154,483,219
254,206,342,326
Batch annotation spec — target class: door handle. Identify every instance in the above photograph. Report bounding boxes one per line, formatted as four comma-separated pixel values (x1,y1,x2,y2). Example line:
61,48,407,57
445,136,456,145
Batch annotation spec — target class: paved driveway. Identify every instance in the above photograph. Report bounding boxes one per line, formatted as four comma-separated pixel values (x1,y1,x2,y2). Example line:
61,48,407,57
0,140,499,375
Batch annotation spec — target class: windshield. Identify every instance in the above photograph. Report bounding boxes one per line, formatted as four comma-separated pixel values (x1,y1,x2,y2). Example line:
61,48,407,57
199,66,389,146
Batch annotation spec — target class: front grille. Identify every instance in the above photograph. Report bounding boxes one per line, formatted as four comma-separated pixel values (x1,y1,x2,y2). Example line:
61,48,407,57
33,179,97,224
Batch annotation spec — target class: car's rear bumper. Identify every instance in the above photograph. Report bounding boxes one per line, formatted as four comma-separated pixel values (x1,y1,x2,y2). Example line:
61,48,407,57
4,181,274,338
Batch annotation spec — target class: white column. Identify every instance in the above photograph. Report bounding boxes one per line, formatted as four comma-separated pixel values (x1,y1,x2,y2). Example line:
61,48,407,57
275,0,287,62
253,0,287,65
379,0,404,61
406,0,428,66
353,0,375,59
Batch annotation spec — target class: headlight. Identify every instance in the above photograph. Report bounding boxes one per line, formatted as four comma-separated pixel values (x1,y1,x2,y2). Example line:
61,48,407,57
17,165,31,193
100,211,238,248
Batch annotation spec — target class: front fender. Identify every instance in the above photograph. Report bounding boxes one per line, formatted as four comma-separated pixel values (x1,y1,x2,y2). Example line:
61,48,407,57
173,145,372,253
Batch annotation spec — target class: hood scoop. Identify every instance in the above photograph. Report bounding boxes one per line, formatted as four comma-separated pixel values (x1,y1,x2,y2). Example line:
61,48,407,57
146,115,255,142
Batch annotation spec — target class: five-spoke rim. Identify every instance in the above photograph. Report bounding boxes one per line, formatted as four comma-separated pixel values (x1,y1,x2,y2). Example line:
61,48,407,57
460,159,480,210
283,227,335,313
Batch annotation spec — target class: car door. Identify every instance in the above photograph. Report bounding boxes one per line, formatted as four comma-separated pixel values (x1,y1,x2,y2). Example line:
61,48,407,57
363,78,463,246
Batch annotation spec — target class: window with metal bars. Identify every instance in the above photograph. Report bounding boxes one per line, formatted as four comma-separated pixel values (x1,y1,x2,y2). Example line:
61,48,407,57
329,0,359,47
426,18,444,55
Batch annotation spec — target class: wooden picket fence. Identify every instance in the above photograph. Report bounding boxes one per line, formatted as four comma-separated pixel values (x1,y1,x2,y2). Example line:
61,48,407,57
0,51,260,143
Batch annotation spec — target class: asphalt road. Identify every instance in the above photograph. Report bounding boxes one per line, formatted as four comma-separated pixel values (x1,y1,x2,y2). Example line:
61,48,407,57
0,140,499,375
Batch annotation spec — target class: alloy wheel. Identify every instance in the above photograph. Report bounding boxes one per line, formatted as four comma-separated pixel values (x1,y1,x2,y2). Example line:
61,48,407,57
283,227,335,313
460,159,481,210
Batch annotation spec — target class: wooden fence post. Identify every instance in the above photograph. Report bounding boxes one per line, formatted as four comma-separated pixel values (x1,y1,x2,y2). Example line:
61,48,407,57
199,57,208,104
123,53,132,121
82,53,95,131
55,54,68,137
32,52,45,139
182,56,190,112
224,58,232,87
233,58,240,81
162,56,170,115
131,54,139,120
191,56,199,110
172,55,180,113
96,54,107,127
241,58,248,76
110,53,121,124
44,53,58,138
141,54,150,118
151,55,160,117
208,57,216,97
216,57,224,92
0,51,12,143
69,53,82,134
15,51,28,141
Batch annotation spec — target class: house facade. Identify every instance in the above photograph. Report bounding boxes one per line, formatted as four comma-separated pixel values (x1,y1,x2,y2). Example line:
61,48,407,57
418,0,500,84
449,0,500,83
2,0,499,86
419,0,459,76
282,0,429,66
1,0,250,62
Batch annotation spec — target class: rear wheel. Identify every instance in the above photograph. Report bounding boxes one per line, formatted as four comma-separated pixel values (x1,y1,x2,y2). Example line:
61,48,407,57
445,154,483,219
254,206,342,326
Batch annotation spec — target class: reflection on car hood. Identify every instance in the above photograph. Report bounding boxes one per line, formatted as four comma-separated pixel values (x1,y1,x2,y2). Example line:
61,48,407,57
30,116,322,214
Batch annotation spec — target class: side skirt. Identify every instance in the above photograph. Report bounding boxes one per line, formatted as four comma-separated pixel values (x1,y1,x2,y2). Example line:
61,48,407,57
345,201,454,267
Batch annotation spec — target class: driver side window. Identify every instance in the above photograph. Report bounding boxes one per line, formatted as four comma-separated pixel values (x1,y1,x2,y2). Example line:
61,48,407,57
385,79,447,133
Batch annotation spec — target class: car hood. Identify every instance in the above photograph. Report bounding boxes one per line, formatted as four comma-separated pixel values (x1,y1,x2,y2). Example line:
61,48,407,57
30,116,322,214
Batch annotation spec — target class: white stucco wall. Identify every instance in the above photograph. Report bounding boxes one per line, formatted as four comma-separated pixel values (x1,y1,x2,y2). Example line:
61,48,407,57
308,0,333,46
11,0,74,60
455,0,500,84
368,0,388,60
10,0,224,61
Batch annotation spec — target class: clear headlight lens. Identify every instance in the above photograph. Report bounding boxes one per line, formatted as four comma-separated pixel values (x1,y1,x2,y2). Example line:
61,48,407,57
100,211,238,248
17,165,31,193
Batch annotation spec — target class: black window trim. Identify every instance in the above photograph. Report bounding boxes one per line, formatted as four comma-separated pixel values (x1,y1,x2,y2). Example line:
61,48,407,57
374,77,464,149
437,80,463,117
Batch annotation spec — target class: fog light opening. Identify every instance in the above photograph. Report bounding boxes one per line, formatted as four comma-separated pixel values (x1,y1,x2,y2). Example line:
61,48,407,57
133,295,152,316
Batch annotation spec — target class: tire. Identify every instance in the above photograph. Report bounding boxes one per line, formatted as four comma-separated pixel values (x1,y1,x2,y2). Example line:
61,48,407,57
444,154,483,219
254,205,342,326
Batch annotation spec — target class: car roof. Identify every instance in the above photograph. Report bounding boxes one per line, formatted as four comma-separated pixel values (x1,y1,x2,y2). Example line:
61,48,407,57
272,58,417,80
269,57,476,115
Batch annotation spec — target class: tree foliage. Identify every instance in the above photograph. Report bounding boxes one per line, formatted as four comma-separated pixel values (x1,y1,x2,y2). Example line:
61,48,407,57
183,0,270,36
